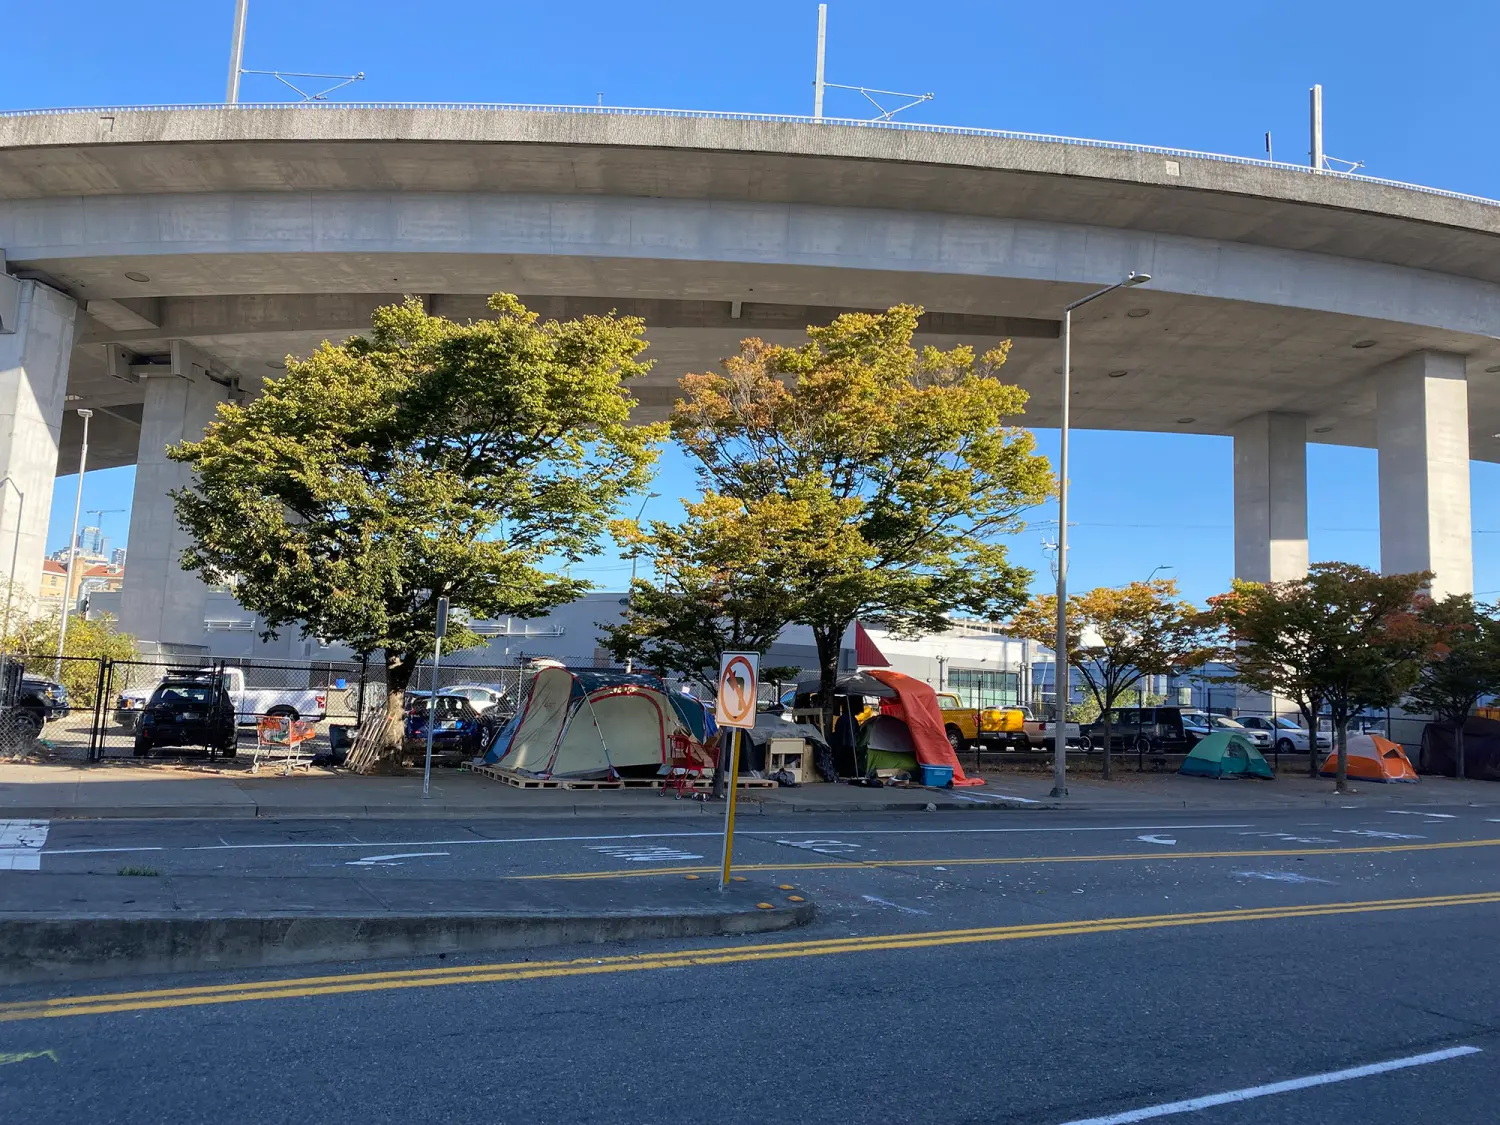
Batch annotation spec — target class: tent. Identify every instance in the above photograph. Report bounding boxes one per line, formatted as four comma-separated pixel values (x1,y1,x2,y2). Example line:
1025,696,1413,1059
864,669,983,786
1179,731,1274,779
1320,733,1419,783
482,668,703,780
1419,717,1500,780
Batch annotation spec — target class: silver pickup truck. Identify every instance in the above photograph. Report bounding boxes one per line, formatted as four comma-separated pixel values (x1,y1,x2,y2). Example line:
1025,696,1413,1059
1019,706,1083,750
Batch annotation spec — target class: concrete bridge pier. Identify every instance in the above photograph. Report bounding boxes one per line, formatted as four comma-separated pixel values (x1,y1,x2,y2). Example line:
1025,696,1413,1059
1377,350,1473,599
117,346,231,652
0,275,77,614
1232,411,1310,586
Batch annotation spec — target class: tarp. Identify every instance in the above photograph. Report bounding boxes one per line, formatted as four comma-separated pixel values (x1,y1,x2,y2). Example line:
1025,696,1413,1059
482,668,698,779
1419,717,1500,780
867,668,983,786
1180,731,1274,779
1320,733,1419,783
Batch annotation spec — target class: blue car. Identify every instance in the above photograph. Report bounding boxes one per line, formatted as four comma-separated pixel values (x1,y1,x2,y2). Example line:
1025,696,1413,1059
403,693,494,761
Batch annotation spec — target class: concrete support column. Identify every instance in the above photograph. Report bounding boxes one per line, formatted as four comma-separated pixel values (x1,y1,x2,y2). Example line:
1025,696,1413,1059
118,354,229,651
0,279,77,612
1232,411,1309,584
1376,350,1472,598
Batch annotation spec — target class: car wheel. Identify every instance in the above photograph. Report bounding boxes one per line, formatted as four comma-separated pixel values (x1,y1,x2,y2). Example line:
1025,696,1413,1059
267,705,299,721
1133,736,1153,755
1276,738,1295,754
945,725,966,754
133,738,151,758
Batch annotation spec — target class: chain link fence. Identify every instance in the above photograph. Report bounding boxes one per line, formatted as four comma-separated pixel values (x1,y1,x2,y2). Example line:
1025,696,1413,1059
0,654,556,765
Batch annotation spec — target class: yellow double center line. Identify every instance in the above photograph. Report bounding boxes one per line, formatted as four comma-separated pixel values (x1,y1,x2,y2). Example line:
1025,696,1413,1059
3,889,1498,1024
522,836,1500,881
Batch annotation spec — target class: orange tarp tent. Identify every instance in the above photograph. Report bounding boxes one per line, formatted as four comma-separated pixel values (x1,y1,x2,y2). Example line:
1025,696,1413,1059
867,668,984,787
1319,733,1419,784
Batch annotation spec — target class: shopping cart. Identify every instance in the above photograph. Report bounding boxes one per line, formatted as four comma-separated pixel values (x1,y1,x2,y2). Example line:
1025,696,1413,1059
661,731,716,799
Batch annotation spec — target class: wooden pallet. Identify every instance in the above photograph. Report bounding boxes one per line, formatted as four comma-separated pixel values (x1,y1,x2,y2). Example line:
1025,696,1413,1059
620,776,778,791
471,763,561,789
559,778,625,790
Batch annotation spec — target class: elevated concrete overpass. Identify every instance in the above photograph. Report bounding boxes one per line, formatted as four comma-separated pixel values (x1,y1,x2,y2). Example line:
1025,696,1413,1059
1,104,1496,646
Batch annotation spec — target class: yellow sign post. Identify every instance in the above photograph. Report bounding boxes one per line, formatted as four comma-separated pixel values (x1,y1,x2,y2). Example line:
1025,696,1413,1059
715,651,759,888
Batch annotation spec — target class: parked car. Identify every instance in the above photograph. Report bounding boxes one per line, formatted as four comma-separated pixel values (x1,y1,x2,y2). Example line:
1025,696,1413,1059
444,683,508,713
134,672,238,758
934,691,1027,752
0,673,69,739
403,693,496,761
1207,714,1272,750
116,667,327,731
1237,715,1333,754
1080,706,1214,754
1021,706,1083,750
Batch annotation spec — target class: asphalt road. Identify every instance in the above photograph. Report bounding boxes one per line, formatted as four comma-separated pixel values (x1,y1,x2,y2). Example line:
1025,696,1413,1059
4,804,1500,1123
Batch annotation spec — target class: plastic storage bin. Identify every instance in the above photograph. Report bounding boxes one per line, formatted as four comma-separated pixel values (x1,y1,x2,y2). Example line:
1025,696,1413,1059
918,764,954,788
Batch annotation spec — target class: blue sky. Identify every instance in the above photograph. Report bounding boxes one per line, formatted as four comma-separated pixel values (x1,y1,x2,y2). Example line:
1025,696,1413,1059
7,0,1499,604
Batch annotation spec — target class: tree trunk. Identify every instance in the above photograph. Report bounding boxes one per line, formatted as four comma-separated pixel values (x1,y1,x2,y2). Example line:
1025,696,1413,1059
346,652,413,774
1099,704,1112,781
813,627,842,744
1455,716,1466,781
1334,715,1349,793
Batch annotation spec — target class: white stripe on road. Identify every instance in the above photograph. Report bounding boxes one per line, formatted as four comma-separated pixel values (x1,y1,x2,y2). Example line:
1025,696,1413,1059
0,820,49,871
38,824,1255,856
1056,1046,1481,1125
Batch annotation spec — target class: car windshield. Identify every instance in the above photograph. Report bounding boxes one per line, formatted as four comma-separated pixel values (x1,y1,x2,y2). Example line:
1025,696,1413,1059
1273,718,1306,731
1180,712,1211,728
1210,716,1245,729
155,685,212,705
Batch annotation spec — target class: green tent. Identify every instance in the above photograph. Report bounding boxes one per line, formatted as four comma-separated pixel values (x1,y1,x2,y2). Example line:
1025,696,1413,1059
1179,731,1274,779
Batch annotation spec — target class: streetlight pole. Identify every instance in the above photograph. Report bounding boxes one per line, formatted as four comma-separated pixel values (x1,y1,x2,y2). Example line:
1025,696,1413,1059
627,491,660,588
227,0,249,103
55,409,91,681
0,478,23,656
1051,272,1151,798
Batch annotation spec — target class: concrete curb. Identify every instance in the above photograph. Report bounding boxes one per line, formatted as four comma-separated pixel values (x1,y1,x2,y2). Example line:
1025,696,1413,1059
0,896,814,986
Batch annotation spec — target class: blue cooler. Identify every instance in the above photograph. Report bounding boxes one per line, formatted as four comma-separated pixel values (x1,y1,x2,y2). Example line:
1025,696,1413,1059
919,764,954,788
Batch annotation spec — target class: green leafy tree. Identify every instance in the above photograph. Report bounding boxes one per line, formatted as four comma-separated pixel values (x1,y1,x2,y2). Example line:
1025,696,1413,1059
1406,595,1500,780
1211,563,1438,791
169,295,663,770
1008,579,1213,779
671,305,1052,731
3,604,135,707
601,492,810,688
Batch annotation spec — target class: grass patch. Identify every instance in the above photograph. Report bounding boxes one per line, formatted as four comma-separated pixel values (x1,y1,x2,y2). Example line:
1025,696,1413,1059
117,865,161,877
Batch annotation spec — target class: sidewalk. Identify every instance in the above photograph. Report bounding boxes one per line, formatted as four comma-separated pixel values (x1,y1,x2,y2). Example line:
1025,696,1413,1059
3,758,1498,821
0,868,813,985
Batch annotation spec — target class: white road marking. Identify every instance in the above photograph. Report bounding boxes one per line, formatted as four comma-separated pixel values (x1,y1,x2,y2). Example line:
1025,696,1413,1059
1233,871,1333,884
1332,829,1424,840
1389,811,1457,818
0,820,48,871
1238,832,1337,844
40,824,1255,857
1136,835,1177,846
948,792,1044,805
860,895,930,915
776,839,862,854
586,844,703,862
1056,1045,1481,1125
346,852,450,866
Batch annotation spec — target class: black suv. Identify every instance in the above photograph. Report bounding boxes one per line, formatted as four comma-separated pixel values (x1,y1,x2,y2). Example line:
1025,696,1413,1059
134,672,237,758
1080,706,1213,754
14,675,70,731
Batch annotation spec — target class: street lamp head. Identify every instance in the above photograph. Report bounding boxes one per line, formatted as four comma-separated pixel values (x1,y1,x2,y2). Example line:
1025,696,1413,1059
1124,272,1151,286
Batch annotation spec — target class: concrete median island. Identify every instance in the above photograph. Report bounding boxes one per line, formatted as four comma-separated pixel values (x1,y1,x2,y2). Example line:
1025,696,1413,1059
0,871,813,985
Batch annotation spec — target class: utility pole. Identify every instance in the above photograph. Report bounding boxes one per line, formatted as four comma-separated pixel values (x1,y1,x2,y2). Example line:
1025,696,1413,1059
1309,84,1323,172
55,409,91,680
227,0,249,103
813,4,828,119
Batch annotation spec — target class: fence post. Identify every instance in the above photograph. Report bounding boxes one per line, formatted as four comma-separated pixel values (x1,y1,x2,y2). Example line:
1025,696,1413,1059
89,658,109,762
355,655,368,727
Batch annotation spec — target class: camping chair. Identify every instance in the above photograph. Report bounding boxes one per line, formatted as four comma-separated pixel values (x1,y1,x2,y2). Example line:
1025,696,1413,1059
662,732,715,799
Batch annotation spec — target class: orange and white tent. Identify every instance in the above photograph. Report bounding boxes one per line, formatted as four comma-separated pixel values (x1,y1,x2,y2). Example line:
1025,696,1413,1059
1319,733,1419,783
